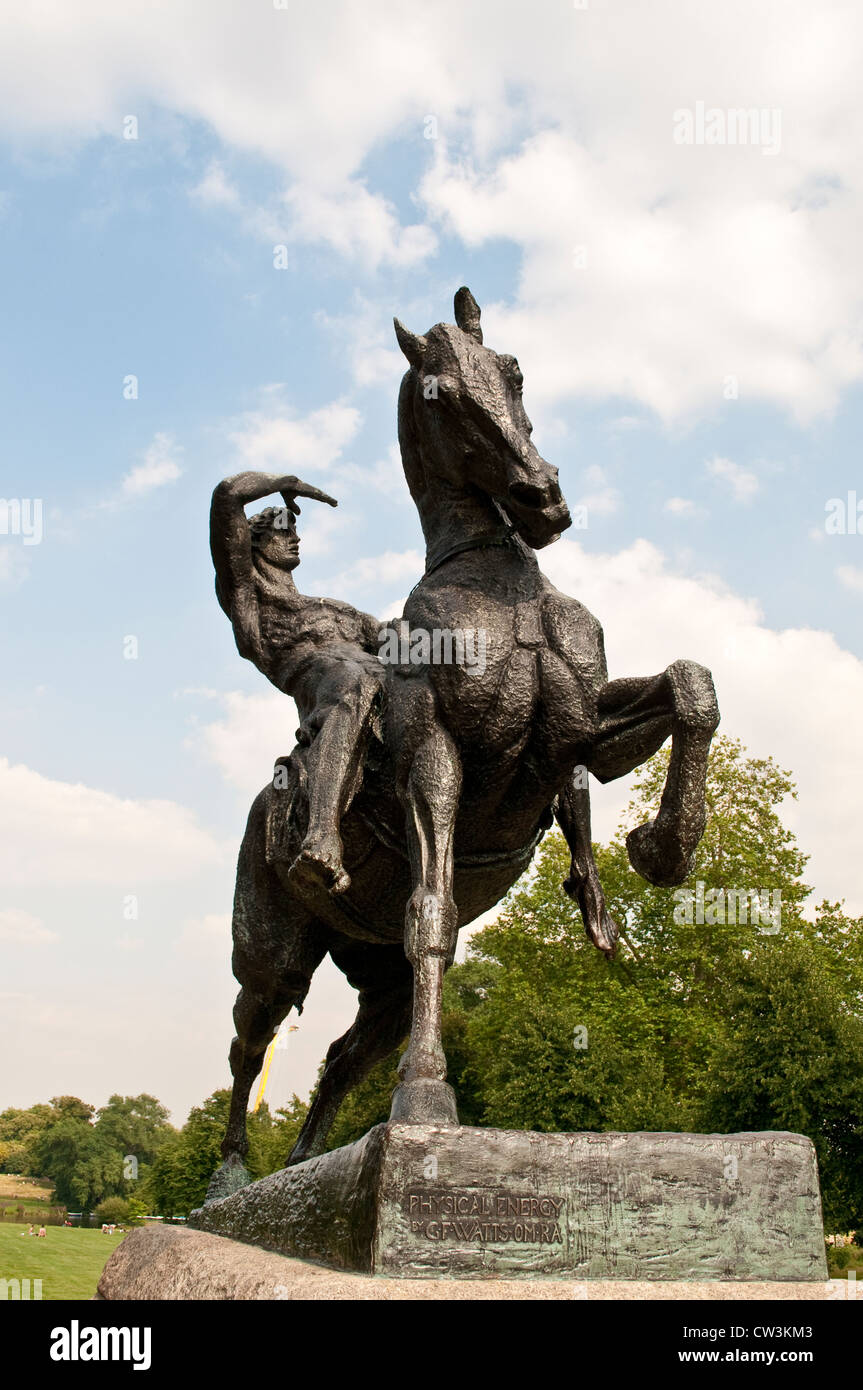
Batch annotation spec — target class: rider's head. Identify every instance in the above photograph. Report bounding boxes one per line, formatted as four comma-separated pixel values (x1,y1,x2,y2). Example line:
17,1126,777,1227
249,506,300,571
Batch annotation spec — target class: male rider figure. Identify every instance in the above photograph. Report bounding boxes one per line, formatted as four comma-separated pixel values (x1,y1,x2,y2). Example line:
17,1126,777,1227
210,472,383,893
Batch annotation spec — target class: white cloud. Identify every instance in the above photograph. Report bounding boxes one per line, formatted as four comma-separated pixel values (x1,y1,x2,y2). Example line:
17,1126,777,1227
322,549,424,604
664,497,698,517
280,179,436,271
186,689,298,799
190,160,239,209
705,455,760,504
1,4,862,417
0,547,31,588
316,298,406,392
540,538,863,913
293,502,353,561
223,399,365,560
120,432,183,498
606,416,645,435
578,466,620,518
0,757,223,885
0,908,57,946
174,912,231,960
836,564,863,593
332,444,412,503
228,400,361,474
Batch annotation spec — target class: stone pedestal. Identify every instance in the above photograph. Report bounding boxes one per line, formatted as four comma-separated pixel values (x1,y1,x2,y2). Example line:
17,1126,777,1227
188,1124,827,1281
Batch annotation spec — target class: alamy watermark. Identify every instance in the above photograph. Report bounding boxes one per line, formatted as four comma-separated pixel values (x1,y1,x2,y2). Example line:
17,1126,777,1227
378,621,487,676
673,881,781,933
825,492,863,534
673,102,782,156
0,498,43,545
1,1277,43,1300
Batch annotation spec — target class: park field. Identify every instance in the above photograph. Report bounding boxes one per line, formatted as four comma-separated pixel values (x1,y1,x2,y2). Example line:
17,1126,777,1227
0,1222,125,1300
0,1175,54,1204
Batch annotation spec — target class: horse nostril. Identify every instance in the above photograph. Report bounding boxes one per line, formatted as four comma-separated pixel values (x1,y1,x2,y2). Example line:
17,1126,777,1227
508,482,550,508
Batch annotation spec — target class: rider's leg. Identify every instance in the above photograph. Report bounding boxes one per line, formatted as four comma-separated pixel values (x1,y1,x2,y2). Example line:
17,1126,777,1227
591,660,719,886
293,662,381,892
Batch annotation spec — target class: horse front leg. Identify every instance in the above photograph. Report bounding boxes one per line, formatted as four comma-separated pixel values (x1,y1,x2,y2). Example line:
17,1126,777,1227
592,659,719,887
389,694,461,1127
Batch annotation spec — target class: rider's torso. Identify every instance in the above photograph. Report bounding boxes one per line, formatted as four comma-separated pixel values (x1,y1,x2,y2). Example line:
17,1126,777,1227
255,590,381,697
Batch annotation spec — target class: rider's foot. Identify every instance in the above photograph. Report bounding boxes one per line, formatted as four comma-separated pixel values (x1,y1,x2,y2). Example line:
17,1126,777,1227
289,834,351,894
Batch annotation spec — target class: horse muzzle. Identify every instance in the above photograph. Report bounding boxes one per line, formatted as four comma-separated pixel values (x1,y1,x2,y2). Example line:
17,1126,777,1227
503,482,572,549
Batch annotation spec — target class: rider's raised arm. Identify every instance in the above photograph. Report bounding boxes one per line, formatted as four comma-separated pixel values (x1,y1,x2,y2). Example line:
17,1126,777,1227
209,473,268,616
210,472,294,661
210,472,339,661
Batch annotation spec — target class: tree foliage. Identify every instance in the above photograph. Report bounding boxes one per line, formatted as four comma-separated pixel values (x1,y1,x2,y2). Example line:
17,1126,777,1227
140,1091,308,1218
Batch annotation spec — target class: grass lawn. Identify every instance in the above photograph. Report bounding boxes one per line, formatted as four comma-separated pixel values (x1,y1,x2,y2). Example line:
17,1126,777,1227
0,1222,126,1300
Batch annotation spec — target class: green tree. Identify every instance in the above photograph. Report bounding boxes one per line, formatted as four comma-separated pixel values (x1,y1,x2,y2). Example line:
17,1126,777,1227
125,1197,148,1227
95,1094,171,1168
141,1091,309,1218
701,918,863,1231
31,1117,123,1210
0,1140,31,1173
0,1103,54,1172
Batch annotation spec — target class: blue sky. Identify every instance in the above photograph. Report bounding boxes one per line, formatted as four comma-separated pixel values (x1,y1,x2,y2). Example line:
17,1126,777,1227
2,0,863,1122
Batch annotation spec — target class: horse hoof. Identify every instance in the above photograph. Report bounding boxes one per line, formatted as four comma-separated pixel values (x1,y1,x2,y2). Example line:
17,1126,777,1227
626,820,695,887
564,875,619,958
204,1154,252,1204
390,1078,459,1126
590,908,619,959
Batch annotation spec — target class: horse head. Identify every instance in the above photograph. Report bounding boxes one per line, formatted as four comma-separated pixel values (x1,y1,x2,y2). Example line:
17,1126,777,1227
394,288,571,551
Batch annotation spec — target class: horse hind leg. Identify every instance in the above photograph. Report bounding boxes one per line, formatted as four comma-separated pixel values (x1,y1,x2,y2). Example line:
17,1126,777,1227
286,942,413,1166
206,791,329,1202
591,659,719,887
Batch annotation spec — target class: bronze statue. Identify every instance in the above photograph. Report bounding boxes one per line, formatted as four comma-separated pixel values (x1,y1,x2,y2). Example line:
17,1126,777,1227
208,288,719,1193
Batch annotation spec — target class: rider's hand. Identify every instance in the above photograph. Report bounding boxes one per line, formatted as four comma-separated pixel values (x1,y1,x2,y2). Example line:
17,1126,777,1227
274,476,338,509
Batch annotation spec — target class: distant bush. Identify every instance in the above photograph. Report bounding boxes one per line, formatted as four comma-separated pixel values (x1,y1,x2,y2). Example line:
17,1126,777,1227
94,1196,130,1226
829,1244,852,1273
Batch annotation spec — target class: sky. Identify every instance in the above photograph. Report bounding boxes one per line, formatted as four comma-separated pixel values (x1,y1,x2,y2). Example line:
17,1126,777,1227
2,0,863,1124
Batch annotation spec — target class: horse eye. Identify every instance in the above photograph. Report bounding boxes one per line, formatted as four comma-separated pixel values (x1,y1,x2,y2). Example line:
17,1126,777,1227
500,355,523,388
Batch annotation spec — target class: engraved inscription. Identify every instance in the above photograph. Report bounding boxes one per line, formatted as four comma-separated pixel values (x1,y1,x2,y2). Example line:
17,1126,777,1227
405,1189,565,1243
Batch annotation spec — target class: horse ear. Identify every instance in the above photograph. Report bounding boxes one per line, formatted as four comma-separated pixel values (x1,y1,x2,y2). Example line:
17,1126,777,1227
393,318,427,369
454,286,483,344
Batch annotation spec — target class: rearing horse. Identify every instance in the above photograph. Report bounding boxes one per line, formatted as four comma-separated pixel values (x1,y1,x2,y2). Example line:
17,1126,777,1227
209,288,719,1191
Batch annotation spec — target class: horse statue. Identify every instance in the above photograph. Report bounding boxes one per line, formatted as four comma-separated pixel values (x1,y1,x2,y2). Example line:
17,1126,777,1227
206,288,719,1195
